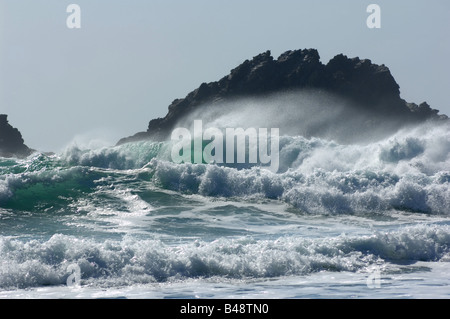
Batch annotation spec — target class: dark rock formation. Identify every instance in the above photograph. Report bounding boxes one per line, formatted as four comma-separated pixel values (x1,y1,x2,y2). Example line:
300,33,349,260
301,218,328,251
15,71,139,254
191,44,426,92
0,114,34,158
117,49,447,145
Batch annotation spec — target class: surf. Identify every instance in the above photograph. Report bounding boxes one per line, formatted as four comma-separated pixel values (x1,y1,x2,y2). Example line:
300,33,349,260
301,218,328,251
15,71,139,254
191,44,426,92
1,118,449,216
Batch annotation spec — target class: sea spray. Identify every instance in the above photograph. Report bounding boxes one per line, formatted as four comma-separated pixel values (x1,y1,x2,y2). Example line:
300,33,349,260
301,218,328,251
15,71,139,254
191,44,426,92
1,121,449,215
171,120,280,173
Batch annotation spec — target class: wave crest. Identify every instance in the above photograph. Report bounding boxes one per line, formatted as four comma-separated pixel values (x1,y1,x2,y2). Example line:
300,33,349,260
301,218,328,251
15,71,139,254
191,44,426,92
1,122,449,215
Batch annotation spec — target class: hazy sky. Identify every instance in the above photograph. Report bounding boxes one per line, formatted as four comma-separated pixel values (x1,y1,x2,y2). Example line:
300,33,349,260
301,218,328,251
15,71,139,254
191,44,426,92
1,0,449,152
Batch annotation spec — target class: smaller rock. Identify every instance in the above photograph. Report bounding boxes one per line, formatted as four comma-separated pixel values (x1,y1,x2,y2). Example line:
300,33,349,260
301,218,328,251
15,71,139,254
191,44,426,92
0,114,34,158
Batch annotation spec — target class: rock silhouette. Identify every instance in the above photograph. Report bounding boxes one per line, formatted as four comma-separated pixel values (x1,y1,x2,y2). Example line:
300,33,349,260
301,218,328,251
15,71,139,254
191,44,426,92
0,114,33,158
115,49,447,145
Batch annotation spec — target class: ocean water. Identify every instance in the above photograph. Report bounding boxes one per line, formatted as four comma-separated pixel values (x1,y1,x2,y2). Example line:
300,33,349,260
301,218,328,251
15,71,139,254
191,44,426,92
1,120,449,299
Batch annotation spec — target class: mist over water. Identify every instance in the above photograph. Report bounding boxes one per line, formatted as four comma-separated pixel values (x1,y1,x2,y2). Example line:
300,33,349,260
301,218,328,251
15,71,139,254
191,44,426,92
175,90,414,144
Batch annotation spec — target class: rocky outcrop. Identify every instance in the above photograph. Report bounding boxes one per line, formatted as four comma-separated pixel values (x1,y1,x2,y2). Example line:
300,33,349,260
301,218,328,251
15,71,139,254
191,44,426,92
117,49,447,144
0,114,34,158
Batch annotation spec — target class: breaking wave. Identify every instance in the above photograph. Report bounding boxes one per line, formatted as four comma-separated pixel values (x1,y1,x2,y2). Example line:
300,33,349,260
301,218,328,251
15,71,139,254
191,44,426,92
0,224,449,289
1,121,449,215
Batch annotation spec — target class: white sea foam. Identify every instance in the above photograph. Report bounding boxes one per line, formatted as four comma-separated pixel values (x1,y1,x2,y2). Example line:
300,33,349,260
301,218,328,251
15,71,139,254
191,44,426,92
2,121,447,215
0,223,448,290
146,121,449,214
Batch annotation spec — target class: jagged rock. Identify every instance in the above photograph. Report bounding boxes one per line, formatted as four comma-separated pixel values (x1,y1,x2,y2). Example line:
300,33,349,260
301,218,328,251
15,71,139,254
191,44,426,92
117,49,447,145
0,114,34,158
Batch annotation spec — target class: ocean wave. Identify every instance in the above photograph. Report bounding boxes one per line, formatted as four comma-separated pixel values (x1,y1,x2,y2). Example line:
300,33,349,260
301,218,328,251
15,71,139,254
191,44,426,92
0,224,448,289
145,159,449,215
55,121,450,173
141,121,448,214
60,140,168,170
0,156,102,210
1,122,448,215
